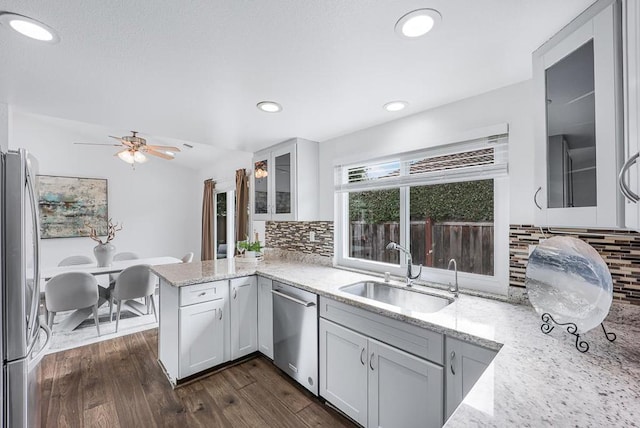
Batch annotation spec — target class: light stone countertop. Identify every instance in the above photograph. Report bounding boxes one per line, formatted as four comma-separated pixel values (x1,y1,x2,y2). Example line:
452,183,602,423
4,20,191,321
151,259,640,427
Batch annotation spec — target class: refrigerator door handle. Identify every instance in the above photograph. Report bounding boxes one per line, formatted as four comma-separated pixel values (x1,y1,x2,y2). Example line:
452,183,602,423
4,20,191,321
25,159,42,351
29,322,52,368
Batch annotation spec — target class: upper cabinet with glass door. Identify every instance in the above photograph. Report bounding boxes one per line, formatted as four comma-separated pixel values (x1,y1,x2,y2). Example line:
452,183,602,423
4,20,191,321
251,138,319,221
620,0,640,230
533,0,624,228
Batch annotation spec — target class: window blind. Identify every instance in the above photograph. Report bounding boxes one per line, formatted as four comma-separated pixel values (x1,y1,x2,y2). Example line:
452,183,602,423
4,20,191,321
335,132,508,193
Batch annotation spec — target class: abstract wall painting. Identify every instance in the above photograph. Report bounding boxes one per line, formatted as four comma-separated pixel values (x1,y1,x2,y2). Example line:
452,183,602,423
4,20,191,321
36,175,108,239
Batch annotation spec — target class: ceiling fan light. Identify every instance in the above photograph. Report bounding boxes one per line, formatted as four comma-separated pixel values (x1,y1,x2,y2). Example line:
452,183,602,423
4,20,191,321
133,151,148,163
117,150,135,164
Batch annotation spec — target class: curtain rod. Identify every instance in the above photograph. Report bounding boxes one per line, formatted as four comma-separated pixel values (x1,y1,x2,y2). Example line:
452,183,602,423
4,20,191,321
206,168,248,182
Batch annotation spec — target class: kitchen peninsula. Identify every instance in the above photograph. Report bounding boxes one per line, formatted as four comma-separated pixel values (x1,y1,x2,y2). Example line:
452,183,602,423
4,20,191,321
151,259,640,427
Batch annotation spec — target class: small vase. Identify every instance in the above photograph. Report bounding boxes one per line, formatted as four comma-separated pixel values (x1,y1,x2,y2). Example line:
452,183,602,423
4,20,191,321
245,251,256,258
94,243,116,267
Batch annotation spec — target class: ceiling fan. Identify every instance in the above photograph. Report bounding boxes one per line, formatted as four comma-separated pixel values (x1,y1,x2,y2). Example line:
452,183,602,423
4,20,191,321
75,131,181,165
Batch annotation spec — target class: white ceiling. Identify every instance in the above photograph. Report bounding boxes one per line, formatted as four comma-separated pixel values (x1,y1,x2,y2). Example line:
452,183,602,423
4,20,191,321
0,0,595,157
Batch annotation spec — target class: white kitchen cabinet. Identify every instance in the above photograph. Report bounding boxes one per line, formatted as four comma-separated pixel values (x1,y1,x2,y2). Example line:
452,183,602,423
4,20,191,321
368,339,443,428
621,0,640,229
179,298,226,379
319,319,368,426
533,0,624,228
251,137,319,221
230,276,258,360
444,336,497,421
319,317,443,428
257,276,273,359
159,279,230,385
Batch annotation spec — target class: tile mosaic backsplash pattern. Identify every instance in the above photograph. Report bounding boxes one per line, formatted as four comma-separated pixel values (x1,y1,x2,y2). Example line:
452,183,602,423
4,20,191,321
266,222,639,306
265,221,334,258
510,225,640,306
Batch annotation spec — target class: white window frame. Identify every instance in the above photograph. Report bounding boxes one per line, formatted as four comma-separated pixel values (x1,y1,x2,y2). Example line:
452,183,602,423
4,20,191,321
334,126,510,296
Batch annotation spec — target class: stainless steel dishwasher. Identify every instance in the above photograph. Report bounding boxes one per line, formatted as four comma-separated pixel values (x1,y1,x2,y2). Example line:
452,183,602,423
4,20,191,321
271,281,318,396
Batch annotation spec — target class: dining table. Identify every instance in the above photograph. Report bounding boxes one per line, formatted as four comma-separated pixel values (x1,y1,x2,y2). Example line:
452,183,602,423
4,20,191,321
41,256,181,331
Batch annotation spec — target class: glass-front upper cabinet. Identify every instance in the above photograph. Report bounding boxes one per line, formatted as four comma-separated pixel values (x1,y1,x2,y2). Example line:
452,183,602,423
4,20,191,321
533,0,623,228
621,0,640,230
252,144,294,221
254,157,269,216
251,138,319,222
273,149,292,215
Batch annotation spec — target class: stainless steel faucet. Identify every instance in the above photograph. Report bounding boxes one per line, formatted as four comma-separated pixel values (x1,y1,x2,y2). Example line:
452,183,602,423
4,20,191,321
448,258,459,298
386,242,422,286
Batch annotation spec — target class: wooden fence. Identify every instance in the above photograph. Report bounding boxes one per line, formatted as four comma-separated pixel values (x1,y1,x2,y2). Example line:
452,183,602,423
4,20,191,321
350,220,494,275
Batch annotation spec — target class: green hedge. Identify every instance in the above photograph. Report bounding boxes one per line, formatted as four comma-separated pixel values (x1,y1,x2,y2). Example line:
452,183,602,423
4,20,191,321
349,180,493,223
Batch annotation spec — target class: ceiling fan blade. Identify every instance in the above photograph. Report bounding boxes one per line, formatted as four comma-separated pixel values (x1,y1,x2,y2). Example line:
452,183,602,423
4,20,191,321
108,135,134,147
145,145,181,152
75,142,122,147
145,149,175,160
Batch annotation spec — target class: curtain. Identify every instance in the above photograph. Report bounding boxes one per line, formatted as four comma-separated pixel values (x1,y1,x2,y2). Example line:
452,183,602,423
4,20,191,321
235,169,249,247
201,179,215,261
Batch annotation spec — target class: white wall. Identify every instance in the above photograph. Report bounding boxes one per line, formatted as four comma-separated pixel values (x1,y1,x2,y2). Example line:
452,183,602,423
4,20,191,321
317,80,535,225
0,103,8,152
197,153,253,193
10,112,202,269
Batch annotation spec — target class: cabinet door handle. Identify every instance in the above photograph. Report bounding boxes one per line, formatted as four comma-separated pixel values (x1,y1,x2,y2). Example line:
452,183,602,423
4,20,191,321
198,292,206,297
369,353,375,371
219,308,223,320
450,351,456,375
360,348,366,365
233,288,237,299
619,152,640,203
534,186,543,210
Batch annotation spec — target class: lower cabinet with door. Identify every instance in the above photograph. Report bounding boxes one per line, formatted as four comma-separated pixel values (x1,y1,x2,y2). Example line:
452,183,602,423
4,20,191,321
319,297,444,428
444,336,497,421
257,276,274,359
230,276,258,360
159,276,260,385
319,296,497,428
159,279,231,384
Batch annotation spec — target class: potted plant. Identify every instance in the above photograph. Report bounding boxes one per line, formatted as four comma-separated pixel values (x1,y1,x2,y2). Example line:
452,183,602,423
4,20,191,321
237,238,263,258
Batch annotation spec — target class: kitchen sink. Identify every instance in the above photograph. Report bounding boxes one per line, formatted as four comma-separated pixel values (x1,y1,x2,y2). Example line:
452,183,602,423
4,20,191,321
339,281,453,314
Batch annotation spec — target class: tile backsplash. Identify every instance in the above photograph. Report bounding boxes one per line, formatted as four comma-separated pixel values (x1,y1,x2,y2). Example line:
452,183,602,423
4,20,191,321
265,221,639,306
510,225,640,306
265,221,334,258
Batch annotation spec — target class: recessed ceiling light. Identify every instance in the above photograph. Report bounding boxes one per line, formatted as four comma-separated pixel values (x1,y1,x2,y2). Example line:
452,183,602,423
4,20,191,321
384,101,408,112
0,13,60,43
257,101,282,113
395,9,441,39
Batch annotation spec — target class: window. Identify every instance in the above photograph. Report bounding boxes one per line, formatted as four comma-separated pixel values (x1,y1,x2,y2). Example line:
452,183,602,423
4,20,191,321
409,180,494,276
349,189,400,263
335,125,509,295
214,190,235,260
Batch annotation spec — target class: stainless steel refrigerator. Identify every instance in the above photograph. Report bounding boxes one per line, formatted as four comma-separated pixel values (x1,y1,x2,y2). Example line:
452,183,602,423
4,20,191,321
2,148,51,428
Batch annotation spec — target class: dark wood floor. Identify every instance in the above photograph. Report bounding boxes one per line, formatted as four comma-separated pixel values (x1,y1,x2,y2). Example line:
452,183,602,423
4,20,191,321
39,328,356,428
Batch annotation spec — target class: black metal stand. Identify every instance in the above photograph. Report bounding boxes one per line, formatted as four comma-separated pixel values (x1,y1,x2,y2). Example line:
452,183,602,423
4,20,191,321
540,313,616,353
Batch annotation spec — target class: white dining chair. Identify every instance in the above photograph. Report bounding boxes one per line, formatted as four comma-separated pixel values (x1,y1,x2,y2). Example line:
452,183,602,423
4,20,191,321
58,255,93,266
181,252,194,263
109,252,140,286
45,272,100,336
110,264,157,332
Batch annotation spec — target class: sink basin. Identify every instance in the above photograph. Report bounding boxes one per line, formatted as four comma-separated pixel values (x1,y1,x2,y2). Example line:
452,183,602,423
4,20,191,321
339,281,453,314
